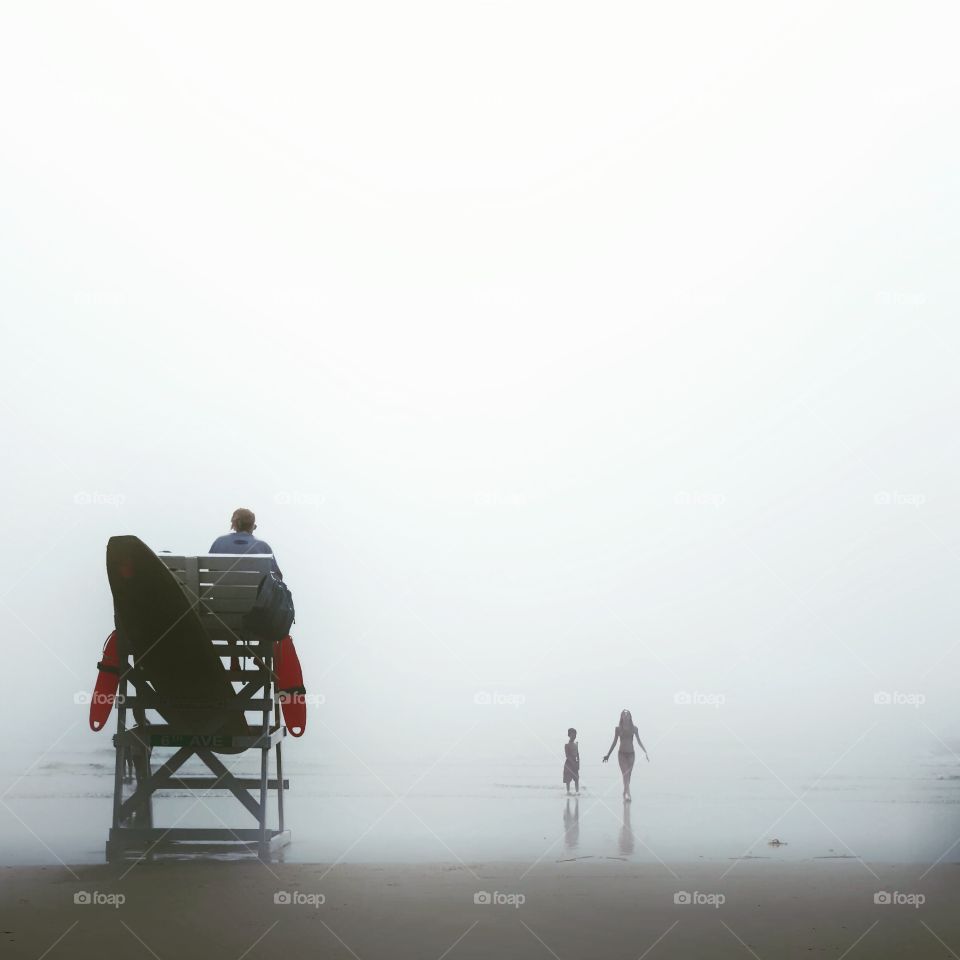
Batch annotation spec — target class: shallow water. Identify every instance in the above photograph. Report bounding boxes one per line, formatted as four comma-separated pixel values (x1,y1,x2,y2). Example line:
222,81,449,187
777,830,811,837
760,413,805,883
2,747,958,867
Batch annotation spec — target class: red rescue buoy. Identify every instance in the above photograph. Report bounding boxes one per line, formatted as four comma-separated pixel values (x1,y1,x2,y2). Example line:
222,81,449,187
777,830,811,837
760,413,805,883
90,630,121,731
273,635,306,737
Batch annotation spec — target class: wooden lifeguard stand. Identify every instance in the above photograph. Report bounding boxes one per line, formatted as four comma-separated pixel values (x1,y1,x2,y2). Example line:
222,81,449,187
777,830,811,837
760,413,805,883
106,553,291,861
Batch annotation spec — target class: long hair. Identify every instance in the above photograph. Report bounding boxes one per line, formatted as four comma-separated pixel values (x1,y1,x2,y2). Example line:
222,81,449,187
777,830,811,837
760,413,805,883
619,708,634,731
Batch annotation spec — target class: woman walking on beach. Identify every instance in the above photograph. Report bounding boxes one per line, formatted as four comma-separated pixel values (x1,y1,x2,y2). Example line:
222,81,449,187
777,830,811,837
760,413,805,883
563,727,580,795
602,709,649,801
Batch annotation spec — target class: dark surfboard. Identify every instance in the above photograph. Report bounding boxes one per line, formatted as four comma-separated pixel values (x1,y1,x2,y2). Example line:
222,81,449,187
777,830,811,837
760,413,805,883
106,535,249,749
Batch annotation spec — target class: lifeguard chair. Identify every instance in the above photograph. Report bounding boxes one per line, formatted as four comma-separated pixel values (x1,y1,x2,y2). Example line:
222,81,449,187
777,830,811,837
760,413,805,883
105,548,291,862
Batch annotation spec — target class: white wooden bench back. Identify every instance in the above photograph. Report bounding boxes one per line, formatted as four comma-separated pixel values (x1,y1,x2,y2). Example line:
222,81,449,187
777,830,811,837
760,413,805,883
159,554,273,642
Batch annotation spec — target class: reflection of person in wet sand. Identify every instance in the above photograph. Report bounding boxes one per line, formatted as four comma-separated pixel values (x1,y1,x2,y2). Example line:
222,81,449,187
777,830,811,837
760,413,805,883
619,797,634,856
563,796,579,850
602,709,649,801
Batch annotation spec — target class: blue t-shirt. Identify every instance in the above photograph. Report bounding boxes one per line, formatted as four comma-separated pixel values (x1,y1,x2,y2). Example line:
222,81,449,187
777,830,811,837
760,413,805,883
209,532,282,578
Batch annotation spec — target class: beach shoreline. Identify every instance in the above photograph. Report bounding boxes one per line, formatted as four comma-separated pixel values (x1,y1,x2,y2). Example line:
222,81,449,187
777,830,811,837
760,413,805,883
2,859,957,959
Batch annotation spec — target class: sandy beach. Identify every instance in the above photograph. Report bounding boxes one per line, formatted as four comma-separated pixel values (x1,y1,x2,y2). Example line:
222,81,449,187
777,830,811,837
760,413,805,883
2,859,957,960
4,749,958,956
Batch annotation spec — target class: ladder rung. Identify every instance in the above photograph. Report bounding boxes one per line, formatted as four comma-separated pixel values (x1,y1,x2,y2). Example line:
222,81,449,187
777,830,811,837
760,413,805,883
163,777,289,790
210,644,263,656
110,828,281,842
122,697,274,711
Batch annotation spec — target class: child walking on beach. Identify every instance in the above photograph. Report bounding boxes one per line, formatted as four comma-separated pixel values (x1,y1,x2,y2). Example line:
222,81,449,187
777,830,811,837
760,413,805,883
564,727,580,795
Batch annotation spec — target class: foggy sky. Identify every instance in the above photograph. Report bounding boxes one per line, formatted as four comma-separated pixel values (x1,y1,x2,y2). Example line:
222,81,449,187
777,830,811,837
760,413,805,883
0,2,957,774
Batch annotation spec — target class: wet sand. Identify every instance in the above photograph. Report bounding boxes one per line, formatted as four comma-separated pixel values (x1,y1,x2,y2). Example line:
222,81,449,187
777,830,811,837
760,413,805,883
2,859,957,959
5,750,960,867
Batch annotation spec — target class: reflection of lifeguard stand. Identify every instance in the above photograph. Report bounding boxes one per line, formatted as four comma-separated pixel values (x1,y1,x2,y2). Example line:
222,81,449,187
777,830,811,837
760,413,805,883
106,554,290,862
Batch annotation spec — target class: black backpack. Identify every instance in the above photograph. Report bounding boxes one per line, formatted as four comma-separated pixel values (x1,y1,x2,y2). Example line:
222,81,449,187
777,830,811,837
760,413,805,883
242,573,295,651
